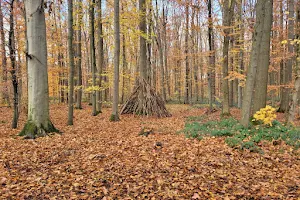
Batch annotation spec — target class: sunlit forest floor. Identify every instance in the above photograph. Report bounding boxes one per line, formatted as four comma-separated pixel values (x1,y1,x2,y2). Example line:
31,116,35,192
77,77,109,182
0,104,299,199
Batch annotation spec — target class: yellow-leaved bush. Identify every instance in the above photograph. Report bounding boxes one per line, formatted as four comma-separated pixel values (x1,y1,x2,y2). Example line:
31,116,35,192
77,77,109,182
252,105,277,126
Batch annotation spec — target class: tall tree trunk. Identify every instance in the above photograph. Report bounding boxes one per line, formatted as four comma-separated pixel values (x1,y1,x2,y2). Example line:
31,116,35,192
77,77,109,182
0,1,10,106
288,1,299,123
89,0,98,116
278,0,294,113
20,0,58,138
111,0,120,121
9,0,19,128
162,5,170,100
237,0,244,108
241,0,273,127
75,0,83,109
222,0,235,115
155,0,166,101
68,0,75,125
96,0,104,113
192,8,199,103
139,0,147,80
184,3,190,104
121,33,127,104
279,1,284,107
252,0,273,113
208,0,216,110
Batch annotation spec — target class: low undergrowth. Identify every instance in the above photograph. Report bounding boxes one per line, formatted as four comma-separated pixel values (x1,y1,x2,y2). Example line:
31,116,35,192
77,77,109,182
182,116,300,153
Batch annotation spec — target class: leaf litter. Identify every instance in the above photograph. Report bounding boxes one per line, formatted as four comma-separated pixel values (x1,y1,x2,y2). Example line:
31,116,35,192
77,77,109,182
0,104,299,199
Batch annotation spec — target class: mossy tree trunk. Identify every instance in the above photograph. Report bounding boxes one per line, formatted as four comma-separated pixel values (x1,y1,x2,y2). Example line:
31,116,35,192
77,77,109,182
20,0,58,139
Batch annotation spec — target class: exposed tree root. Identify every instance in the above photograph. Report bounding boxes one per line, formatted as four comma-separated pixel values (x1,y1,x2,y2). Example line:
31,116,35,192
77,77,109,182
19,120,60,139
120,78,171,118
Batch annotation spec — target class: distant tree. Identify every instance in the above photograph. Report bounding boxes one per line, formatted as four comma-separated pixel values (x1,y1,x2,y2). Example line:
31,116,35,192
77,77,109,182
20,0,58,138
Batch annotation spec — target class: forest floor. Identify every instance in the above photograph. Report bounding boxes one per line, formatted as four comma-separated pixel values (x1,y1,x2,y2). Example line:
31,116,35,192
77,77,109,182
0,104,299,199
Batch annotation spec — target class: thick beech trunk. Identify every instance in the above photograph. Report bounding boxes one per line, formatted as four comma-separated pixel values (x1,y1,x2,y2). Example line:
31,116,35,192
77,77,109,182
20,0,58,138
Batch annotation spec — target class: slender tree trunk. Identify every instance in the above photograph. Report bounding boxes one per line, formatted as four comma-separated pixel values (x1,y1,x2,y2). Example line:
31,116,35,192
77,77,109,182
192,8,199,103
89,0,98,116
222,0,235,115
96,0,104,112
288,2,300,123
208,0,216,110
155,0,166,101
8,0,19,128
0,1,10,106
68,0,75,125
241,0,273,127
279,1,284,107
162,5,170,100
237,0,244,108
75,0,83,109
184,3,190,104
278,0,294,113
121,33,127,104
20,0,58,138
111,0,120,121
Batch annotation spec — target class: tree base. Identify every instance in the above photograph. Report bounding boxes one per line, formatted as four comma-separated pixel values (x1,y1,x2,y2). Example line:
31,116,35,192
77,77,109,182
19,120,60,139
110,114,120,122
221,112,232,118
277,107,288,113
120,78,171,118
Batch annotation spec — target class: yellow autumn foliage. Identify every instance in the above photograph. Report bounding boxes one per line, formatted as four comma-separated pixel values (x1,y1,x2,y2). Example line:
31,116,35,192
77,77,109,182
252,105,277,126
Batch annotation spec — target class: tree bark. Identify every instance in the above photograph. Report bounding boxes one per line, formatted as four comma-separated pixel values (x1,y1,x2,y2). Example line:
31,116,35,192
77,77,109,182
241,0,273,127
278,0,294,113
0,1,10,106
96,0,104,113
139,0,147,80
68,0,75,125
208,0,216,110
184,3,190,104
252,0,273,113
222,0,235,115
89,0,98,116
111,0,120,121
20,0,58,138
8,0,19,128
288,1,300,124
75,0,83,109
